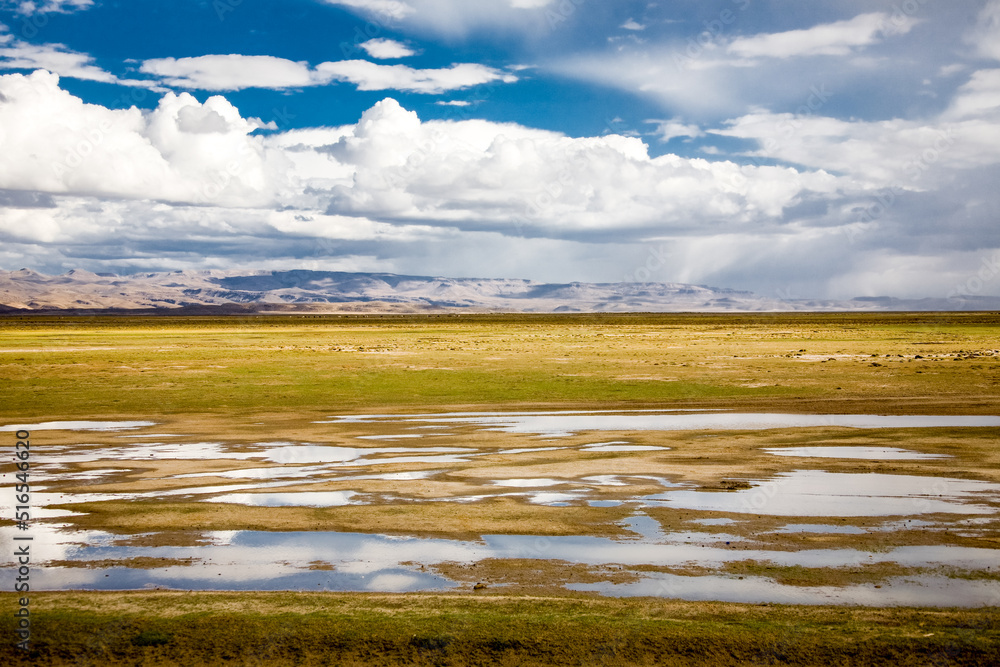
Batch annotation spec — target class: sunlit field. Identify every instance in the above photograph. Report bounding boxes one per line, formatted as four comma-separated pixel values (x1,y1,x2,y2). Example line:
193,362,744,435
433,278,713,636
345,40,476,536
2,313,999,665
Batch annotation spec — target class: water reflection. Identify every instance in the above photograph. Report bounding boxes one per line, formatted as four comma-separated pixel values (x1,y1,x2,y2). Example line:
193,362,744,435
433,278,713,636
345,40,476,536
4,410,998,605
570,574,1000,606
319,411,1000,437
210,491,361,507
764,446,951,460
0,421,155,432
646,471,1000,516
5,525,998,606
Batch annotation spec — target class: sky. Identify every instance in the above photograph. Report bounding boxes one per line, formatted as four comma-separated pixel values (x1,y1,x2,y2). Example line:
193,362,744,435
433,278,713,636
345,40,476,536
0,0,998,300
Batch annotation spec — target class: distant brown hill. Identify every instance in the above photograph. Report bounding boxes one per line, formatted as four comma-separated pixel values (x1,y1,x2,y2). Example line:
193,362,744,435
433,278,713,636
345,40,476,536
1,269,997,313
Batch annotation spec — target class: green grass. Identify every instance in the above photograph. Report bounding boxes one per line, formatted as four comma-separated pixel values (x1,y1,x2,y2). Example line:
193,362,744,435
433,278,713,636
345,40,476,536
3,312,998,419
2,592,997,666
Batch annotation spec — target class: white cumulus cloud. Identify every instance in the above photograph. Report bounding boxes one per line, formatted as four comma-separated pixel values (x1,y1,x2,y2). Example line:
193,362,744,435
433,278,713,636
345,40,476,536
141,55,316,91
1,70,996,300
0,71,835,244
0,70,286,206
137,54,515,94
358,38,416,59
315,60,516,93
310,97,834,231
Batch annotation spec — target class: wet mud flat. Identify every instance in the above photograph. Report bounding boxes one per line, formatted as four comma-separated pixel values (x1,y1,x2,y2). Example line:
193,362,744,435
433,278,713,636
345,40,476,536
3,410,999,606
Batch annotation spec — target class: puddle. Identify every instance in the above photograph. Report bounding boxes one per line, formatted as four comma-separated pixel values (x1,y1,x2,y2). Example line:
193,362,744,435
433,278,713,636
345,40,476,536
582,444,670,452
764,446,951,460
0,421,156,432
493,476,633,489
5,525,997,606
336,470,440,482
570,574,1000,607
646,471,1000,516
210,491,360,507
7,409,998,604
38,442,258,464
25,440,477,467
771,524,868,535
494,478,566,488
525,491,586,506
347,454,472,466
691,518,738,526
261,444,476,464
174,465,334,480
621,514,669,541
320,411,1000,437
29,469,122,483
581,476,629,486
494,446,567,455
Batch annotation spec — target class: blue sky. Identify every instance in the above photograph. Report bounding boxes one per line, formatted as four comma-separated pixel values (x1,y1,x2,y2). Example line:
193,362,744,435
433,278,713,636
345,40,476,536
0,0,998,299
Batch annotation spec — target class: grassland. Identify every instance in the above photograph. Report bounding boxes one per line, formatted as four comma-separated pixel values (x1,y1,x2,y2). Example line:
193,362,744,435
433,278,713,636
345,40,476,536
1,312,998,419
1,591,998,666
2,312,999,664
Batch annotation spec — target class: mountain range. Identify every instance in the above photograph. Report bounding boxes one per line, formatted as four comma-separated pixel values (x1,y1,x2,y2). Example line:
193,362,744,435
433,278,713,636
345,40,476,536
0,269,997,313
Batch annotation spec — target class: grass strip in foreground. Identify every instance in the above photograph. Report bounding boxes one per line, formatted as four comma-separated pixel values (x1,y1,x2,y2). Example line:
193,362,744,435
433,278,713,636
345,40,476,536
1,592,997,666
